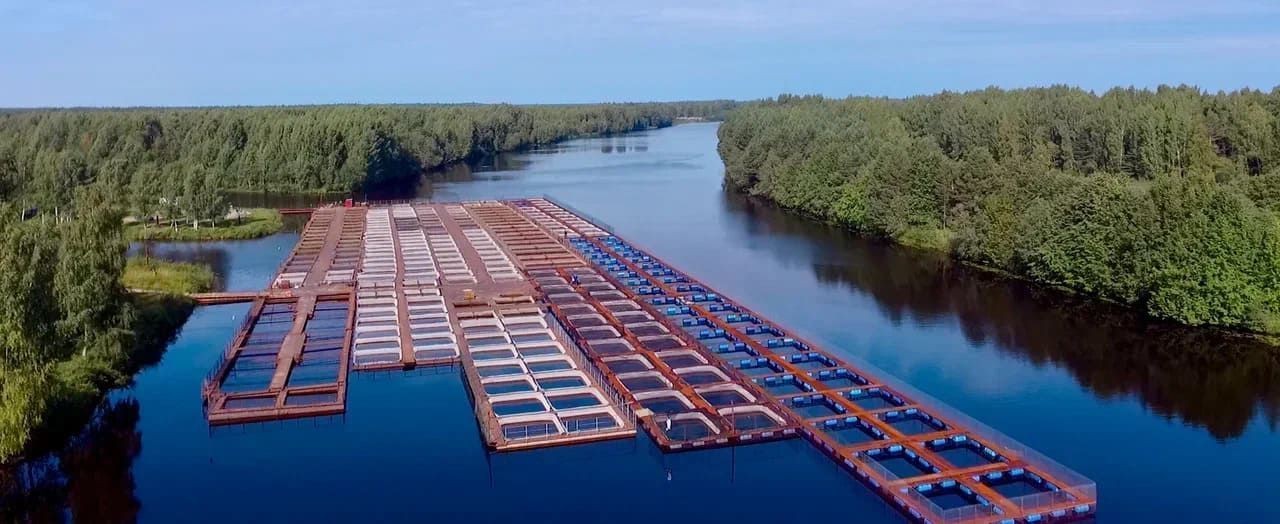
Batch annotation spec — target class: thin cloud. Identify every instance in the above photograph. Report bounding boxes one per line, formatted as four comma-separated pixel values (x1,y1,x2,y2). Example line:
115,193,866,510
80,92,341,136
0,0,1277,106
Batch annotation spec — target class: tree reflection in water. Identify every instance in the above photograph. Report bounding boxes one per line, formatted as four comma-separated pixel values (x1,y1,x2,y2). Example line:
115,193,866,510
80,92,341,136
2,398,142,523
725,193,1280,441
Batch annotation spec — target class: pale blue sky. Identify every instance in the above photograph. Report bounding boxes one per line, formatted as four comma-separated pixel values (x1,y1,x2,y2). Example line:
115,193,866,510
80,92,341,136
2,0,1278,107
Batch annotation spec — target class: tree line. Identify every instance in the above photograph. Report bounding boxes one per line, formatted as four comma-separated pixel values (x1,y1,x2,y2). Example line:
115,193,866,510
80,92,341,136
0,101,737,217
0,100,735,460
718,86,1280,333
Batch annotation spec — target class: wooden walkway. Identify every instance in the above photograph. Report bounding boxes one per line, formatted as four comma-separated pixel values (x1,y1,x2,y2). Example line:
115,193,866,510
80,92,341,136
429,203,635,451
533,264,798,450
202,202,636,452
189,291,261,305
190,285,351,305
202,207,362,425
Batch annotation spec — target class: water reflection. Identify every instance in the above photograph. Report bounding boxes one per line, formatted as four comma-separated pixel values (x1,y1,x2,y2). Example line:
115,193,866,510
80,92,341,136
366,153,531,202
1,398,142,523
249,134,656,204
722,193,1280,440
129,233,301,293
133,243,232,291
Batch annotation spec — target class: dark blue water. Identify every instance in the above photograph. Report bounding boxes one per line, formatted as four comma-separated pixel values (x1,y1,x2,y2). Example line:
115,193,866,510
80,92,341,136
117,311,889,522
11,123,1280,522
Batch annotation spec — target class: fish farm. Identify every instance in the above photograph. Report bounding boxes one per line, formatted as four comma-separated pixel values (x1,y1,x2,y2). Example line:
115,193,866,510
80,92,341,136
198,197,1098,523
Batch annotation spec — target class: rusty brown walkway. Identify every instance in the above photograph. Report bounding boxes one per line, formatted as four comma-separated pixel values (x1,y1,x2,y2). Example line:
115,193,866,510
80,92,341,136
202,207,363,425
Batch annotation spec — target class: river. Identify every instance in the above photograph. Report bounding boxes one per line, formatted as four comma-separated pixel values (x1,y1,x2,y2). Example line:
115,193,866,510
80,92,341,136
9,122,1279,522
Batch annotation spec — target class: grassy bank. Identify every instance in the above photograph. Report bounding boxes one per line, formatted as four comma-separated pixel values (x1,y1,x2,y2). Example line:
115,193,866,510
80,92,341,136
122,257,216,294
126,208,282,241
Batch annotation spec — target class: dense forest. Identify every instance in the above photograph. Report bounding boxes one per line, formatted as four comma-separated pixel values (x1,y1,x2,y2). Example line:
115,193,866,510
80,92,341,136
719,86,1280,333
0,188,150,460
0,100,737,215
0,100,735,461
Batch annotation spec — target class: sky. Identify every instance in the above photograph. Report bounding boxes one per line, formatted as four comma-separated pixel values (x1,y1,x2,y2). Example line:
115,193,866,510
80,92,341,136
2,0,1279,107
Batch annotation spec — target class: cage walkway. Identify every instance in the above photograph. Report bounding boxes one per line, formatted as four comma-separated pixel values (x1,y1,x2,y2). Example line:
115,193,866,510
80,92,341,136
504,197,1097,524
196,198,1096,523
202,207,361,424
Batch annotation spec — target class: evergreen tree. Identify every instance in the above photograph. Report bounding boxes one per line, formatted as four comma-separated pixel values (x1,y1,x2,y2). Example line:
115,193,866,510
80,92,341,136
720,85,1280,332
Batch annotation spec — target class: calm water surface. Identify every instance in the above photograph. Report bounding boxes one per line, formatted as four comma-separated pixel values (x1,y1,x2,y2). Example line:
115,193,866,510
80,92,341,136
10,123,1280,522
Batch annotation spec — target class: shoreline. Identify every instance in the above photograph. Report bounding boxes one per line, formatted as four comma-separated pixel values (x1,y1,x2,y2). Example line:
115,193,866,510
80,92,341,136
3,291,195,465
126,208,284,242
3,257,212,464
728,188,1280,347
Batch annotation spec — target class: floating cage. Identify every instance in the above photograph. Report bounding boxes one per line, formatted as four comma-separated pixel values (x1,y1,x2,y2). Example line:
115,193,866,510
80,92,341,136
814,416,886,446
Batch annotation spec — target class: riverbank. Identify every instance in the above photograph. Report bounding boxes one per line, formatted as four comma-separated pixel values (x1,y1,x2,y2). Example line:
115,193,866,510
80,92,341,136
126,208,283,241
724,177,1280,339
734,191,1280,349
2,240,208,462
7,291,195,463
122,257,216,294
718,89,1280,336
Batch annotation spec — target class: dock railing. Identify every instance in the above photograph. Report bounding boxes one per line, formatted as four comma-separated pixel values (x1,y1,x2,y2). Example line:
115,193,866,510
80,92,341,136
200,304,261,398
457,342,502,446
497,413,625,444
459,307,636,451
538,195,617,234
837,344,1098,507
859,451,1014,523
905,488,995,524
898,477,1083,524
545,308,636,427
1003,485,1093,518
267,206,324,288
